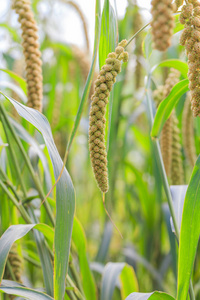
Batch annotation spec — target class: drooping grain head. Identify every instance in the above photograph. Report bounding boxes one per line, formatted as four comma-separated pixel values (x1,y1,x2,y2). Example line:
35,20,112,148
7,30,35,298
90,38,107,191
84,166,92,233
151,0,176,51
12,0,43,112
182,93,197,166
161,69,180,178
179,1,200,117
89,41,129,193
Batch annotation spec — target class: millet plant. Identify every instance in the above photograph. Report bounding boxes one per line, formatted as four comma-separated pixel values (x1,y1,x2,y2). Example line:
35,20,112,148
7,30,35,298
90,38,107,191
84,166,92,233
0,0,200,300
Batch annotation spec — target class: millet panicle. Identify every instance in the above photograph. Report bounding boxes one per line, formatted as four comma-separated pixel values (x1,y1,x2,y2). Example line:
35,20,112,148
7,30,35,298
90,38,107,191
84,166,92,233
179,0,200,117
89,40,128,193
12,0,43,112
151,0,176,51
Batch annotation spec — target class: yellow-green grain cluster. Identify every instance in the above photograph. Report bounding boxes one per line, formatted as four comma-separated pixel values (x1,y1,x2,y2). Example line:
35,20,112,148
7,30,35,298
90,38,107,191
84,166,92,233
153,69,180,178
171,112,184,185
89,40,128,193
12,0,43,112
182,93,197,166
5,244,23,283
179,0,200,117
175,0,184,9
151,0,176,51
153,86,164,106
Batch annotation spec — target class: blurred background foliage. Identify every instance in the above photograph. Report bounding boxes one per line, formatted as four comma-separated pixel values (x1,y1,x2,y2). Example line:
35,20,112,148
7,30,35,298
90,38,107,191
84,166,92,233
0,0,199,299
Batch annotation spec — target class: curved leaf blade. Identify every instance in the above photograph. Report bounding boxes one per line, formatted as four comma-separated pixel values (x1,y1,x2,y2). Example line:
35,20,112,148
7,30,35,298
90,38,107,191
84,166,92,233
99,0,117,69
0,93,75,300
120,264,139,299
0,224,54,284
125,292,175,300
0,69,27,94
151,79,189,138
177,156,200,300
0,224,35,283
100,262,125,300
72,217,96,300
151,60,188,78
0,280,54,300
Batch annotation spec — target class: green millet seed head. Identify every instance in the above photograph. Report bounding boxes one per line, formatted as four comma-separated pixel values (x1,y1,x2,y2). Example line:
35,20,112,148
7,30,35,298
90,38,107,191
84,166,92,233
180,1,200,116
122,52,129,62
89,40,128,193
108,52,117,58
175,0,184,9
118,39,127,47
151,0,175,51
115,46,124,55
12,0,43,112
106,57,115,65
103,64,113,72
105,72,113,81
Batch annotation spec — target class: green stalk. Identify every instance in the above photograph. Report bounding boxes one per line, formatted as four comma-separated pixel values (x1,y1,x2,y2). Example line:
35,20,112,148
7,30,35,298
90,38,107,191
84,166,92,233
66,275,86,300
69,259,85,296
0,180,32,224
0,103,55,226
146,76,195,300
1,114,27,197
0,167,21,202
125,22,150,49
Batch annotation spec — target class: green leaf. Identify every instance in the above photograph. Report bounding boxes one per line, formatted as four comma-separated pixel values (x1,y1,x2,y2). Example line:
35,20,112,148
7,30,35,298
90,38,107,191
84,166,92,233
72,217,96,300
120,264,139,299
0,24,20,42
100,262,125,300
34,224,54,243
0,223,53,284
0,93,75,300
0,280,54,300
125,291,175,300
0,69,27,94
0,224,35,283
151,60,188,78
177,156,200,300
10,118,52,191
151,79,189,138
174,14,184,34
99,0,117,68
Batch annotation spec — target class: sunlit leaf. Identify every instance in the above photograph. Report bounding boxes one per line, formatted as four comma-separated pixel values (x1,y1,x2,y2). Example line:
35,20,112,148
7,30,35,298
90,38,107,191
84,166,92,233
125,291,175,300
0,69,27,94
151,60,188,78
0,93,75,300
151,79,189,138
120,264,139,299
0,280,54,300
177,156,200,300
72,217,96,300
99,0,117,69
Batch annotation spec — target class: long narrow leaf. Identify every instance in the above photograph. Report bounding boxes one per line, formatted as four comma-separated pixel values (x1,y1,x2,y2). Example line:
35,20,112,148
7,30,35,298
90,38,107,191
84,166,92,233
151,60,188,78
0,69,27,94
99,0,117,68
0,280,54,300
125,292,175,300
72,217,96,300
177,156,200,300
0,224,53,284
120,264,139,299
0,93,75,300
100,262,125,300
151,79,189,138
